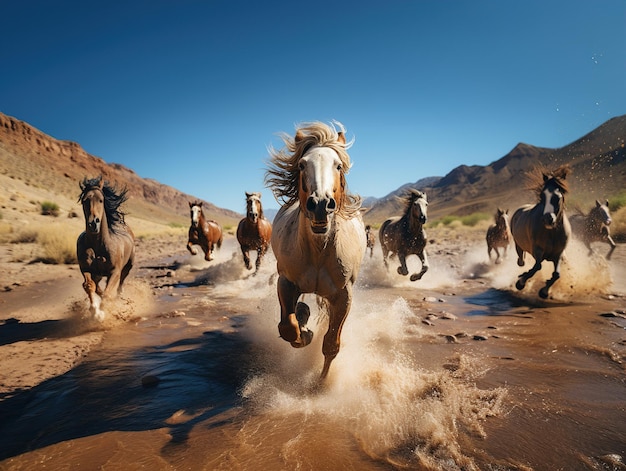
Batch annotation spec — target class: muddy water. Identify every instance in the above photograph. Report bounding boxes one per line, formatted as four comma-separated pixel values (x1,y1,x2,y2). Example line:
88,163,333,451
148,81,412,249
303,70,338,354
1,238,625,471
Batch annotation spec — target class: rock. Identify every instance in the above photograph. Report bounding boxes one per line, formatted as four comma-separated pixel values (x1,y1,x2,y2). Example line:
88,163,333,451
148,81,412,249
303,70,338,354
473,334,488,341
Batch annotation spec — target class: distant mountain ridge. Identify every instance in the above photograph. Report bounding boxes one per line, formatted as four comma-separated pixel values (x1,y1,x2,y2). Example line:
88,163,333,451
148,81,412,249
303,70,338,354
0,112,242,227
364,115,626,224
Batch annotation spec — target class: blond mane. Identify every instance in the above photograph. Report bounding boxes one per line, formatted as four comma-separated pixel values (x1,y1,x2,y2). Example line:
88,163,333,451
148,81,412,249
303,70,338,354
265,121,361,217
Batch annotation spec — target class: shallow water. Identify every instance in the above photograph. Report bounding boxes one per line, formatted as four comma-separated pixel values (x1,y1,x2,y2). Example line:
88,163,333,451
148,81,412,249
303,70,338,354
1,238,625,470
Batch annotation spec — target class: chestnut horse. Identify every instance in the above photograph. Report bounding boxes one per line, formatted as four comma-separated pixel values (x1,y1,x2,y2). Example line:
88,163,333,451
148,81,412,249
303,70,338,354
510,165,571,299
265,121,366,381
379,189,429,281
570,200,616,260
77,176,135,321
486,208,511,264
187,201,223,261
236,192,273,274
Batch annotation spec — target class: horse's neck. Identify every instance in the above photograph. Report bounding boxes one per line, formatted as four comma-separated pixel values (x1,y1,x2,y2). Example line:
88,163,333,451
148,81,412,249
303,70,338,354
407,213,422,234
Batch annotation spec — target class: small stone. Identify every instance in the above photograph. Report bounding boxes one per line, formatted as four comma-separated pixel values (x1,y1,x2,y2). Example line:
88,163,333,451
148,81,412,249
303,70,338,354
440,312,457,321
423,296,438,303
422,319,435,326
473,335,488,341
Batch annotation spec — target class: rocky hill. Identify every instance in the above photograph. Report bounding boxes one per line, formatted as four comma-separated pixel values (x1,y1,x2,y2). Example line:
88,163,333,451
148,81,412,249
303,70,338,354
0,112,242,227
364,115,626,224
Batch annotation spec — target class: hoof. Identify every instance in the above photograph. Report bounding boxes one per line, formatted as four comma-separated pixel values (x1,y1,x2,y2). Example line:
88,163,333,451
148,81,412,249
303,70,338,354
517,259,524,267
515,279,525,291
397,267,408,276
495,258,502,265
410,273,422,282
278,313,299,343
539,287,549,299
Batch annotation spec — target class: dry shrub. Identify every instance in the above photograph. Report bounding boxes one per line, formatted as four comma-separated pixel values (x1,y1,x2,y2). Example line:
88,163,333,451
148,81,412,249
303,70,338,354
38,225,78,264
11,227,39,244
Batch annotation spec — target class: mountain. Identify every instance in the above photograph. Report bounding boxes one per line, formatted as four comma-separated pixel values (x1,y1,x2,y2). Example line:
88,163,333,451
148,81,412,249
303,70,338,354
0,112,242,227
364,115,626,224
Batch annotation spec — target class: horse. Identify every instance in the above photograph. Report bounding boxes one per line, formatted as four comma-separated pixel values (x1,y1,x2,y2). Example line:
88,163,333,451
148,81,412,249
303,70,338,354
486,208,511,264
236,192,273,274
510,165,571,299
569,200,616,260
187,201,223,261
76,176,135,321
365,225,376,258
265,120,366,381
379,189,429,281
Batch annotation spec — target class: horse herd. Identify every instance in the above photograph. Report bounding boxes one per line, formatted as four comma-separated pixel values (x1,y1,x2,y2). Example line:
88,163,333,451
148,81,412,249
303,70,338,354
76,121,617,380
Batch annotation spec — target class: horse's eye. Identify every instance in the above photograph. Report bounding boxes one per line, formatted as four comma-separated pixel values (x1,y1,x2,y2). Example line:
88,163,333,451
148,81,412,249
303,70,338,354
298,161,305,171
336,164,342,171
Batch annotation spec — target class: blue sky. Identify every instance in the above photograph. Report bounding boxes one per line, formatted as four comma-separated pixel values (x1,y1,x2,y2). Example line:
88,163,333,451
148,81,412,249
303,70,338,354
2,1,625,213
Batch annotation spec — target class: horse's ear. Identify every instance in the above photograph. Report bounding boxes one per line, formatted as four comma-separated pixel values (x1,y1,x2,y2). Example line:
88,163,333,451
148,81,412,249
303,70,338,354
596,200,601,207
337,131,346,145
97,177,104,190
245,192,252,198
606,200,610,207
189,201,193,208
543,174,549,183
295,129,305,143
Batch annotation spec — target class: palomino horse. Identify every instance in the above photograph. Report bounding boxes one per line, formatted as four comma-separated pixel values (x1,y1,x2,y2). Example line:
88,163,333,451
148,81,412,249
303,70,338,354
236,192,273,274
570,200,616,260
486,208,511,264
510,165,571,299
187,201,223,261
365,225,376,258
77,176,135,321
265,121,366,381
379,189,429,281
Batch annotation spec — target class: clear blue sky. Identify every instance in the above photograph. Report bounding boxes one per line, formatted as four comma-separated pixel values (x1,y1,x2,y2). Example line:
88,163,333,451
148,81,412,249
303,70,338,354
2,1,624,213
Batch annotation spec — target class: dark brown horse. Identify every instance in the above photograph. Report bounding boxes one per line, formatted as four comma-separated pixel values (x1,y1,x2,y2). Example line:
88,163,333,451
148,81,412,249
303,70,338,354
510,165,571,299
77,176,135,321
486,208,511,264
379,189,429,281
570,200,616,260
236,192,273,274
187,201,223,261
266,121,366,381
365,225,376,258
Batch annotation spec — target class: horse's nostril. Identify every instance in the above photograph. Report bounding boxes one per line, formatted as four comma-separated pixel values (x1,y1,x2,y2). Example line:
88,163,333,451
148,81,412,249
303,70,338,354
327,198,337,212
306,196,317,212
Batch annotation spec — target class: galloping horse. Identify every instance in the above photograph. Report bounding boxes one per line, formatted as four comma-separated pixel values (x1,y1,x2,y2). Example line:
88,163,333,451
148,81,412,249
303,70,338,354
187,201,223,261
379,189,429,281
265,121,366,381
236,192,273,274
365,225,376,258
486,208,511,264
77,176,135,321
570,200,616,260
510,165,571,299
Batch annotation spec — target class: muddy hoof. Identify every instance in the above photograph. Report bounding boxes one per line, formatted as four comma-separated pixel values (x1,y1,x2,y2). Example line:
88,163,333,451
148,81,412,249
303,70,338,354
515,278,525,291
292,328,313,348
278,313,299,343
295,302,310,325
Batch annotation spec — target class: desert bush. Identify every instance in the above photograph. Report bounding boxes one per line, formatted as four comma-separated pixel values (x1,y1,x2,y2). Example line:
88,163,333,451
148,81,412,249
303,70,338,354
38,226,78,264
430,212,491,228
40,201,60,217
11,227,39,244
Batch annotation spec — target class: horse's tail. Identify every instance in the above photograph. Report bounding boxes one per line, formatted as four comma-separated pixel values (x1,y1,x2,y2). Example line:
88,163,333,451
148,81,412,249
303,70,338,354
217,231,223,249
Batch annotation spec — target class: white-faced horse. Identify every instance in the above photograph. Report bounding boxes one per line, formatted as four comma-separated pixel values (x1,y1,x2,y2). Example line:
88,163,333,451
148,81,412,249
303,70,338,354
77,176,135,321
265,121,366,381
511,165,571,299
570,200,616,260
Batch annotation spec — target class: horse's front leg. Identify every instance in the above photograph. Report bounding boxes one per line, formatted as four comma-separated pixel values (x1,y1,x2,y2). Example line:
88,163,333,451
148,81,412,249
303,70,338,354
539,257,563,299
494,247,502,264
102,267,123,300
241,246,252,270
187,240,197,256
277,276,312,348
606,235,616,260
82,272,105,321
320,287,351,380
396,252,409,276
410,250,429,281
204,242,213,261
254,246,265,273
515,243,525,267
516,252,543,291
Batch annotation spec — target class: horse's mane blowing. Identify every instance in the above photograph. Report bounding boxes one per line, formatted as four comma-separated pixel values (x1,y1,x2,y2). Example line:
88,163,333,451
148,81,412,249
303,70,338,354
525,164,571,201
79,176,129,230
265,121,361,218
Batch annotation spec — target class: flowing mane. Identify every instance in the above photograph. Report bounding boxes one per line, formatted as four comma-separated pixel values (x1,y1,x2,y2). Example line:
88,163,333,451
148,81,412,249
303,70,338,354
399,189,426,220
265,121,361,218
78,176,129,231
525,164,570,201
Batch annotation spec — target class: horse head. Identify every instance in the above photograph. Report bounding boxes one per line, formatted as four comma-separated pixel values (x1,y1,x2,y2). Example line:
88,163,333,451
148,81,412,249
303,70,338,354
189,201,202,228
297,134,346,235
409,190,428,225
245,192,262,223
540,177,566,229
80,178,105,235
496,208,510,228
